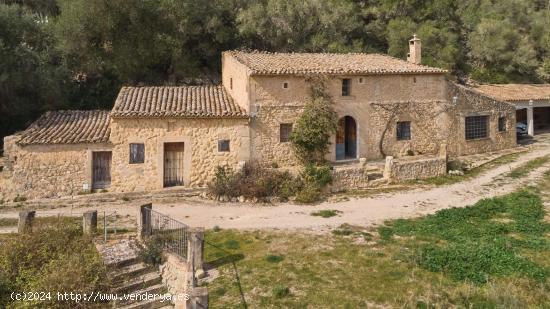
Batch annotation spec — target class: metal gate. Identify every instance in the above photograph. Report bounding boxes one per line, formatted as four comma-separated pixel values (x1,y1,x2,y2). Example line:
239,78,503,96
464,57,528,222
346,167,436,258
164,142,185,187
92,151,112,189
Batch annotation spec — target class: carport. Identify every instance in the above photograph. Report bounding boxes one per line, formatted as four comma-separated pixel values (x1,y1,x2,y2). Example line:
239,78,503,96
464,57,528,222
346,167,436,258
474,84,550,137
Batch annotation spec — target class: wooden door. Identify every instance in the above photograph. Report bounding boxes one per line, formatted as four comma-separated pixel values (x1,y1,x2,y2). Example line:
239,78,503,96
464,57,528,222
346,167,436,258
164,142,185,187
92,152,112,189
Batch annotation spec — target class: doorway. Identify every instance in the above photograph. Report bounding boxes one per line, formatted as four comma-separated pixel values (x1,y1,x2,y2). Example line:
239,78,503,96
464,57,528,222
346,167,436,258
336,116,357,160
164,142,185,187
92,151,112,189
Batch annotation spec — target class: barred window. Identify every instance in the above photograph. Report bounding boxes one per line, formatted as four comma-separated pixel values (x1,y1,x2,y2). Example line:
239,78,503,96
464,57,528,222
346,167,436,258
129,143,145,164
498,116,507,132
218,140,230,152
465,116,488,140
280,123,293,142
397,121,411,141
342,79,351,96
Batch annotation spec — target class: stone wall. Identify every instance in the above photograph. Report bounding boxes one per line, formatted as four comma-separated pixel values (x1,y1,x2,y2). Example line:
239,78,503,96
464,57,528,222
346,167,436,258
249,74,449,166
386,155,447,182
222,52,251,112
109,117,250,192
444,83,517,157
159,252,189,309
330,162,370,192
0,138,112,200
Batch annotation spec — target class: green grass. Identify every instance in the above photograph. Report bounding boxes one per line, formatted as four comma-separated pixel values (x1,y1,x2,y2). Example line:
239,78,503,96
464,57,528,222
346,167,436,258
410,152,521,186
204,186,550,308
310,209,341,218
507,156,550,178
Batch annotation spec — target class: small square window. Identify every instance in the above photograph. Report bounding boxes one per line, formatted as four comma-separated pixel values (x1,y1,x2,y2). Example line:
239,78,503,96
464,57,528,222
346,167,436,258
218,140,230,152
498,116,507,132
282,82,289,89
129,143,145,164
397,121,411,141
342,79,351,96
280,123,293,142
358,77,364,84
465,115,489,140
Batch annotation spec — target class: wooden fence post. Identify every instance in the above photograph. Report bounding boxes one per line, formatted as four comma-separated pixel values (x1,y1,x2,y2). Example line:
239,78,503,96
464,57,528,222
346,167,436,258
18,210,35,233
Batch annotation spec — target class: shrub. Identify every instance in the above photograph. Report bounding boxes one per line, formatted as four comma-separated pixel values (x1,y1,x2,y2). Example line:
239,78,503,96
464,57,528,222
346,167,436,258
272,284,290,298
295,163,332,203
134,235,165,266
0,221,109,308
208,163,302,200
447,160,466,172
265,254,284,263
121,196,130,202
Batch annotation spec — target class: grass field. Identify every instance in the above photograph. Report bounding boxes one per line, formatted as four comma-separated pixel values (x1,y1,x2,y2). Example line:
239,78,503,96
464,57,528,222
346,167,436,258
203,178,550,308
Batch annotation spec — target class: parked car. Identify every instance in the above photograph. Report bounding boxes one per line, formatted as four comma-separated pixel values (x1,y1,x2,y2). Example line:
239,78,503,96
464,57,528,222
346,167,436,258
516,122,528,137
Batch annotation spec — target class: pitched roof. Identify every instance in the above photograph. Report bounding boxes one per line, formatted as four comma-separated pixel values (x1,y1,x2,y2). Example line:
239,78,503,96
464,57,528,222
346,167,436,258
473,84,550,102
226,51,447,75
18,110,111,145
111,85,247,118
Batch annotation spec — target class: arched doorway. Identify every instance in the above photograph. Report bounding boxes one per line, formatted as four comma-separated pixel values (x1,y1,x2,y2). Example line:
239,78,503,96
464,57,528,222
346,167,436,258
336,116,357,160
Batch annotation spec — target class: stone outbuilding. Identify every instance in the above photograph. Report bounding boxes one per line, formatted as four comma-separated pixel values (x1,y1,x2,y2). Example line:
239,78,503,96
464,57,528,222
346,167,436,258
0,37,519,200
473,84,550,136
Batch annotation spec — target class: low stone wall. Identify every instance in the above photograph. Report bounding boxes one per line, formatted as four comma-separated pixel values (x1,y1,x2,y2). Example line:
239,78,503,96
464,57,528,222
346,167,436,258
385,155,447,182
159,252,190,309
330,162,369,192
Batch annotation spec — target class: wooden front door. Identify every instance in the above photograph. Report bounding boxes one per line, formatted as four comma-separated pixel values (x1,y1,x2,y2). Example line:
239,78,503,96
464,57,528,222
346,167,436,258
92,151,112,189
164,142,185,187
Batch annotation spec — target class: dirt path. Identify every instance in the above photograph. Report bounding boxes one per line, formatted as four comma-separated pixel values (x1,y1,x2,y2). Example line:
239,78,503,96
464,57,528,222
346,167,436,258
2,142,550,233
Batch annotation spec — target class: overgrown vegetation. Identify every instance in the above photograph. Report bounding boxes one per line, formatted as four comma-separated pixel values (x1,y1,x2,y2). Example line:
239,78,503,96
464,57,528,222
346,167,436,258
134,234,165,266
0,218,110,308
204,185,550,307
208,163,301,201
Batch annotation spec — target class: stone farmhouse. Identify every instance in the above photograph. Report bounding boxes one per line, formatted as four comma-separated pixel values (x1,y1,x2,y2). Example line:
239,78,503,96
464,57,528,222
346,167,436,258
0,37,518,200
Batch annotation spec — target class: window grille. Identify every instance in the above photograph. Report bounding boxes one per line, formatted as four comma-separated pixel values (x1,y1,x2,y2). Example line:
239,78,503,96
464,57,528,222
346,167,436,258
465,116,488,140
397,121,411,140
129,143,145,164
280,123,293,142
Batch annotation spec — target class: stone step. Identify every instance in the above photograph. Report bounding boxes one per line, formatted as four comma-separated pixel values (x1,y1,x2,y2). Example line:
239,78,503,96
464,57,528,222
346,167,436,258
108,256,140,269
118,297,172,309
117,283,166,306
112,262,153,282
114,272,163,294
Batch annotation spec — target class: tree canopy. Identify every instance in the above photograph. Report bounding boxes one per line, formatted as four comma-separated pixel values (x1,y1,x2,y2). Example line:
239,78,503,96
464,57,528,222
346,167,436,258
1,0,549,146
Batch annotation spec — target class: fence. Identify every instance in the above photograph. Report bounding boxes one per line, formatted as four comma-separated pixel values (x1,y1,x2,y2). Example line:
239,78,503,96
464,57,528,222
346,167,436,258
140,205,189,260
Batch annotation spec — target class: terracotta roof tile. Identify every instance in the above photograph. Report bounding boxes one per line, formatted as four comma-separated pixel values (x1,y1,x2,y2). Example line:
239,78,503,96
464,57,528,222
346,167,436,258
226,51,447,75
111,85,247,118
473,84,550,102
18,110,111,145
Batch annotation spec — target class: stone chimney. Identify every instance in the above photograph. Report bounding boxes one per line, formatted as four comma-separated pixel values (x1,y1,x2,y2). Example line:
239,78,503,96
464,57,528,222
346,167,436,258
407,34,421,64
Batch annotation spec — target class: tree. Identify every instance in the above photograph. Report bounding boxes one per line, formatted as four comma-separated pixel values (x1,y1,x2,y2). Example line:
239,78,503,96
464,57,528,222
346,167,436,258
0,4,69,148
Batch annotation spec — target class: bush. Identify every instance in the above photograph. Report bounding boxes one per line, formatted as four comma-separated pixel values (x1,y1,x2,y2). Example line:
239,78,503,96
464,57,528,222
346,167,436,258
208,163,302,200
294,163,332,203
265,254,284,263
135,235,165,266
447,160,467,172
13,195,26,202
272,284,290,298
0,221,109,308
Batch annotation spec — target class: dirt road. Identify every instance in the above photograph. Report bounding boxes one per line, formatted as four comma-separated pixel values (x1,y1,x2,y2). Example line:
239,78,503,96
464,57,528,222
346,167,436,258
2,140,550,233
